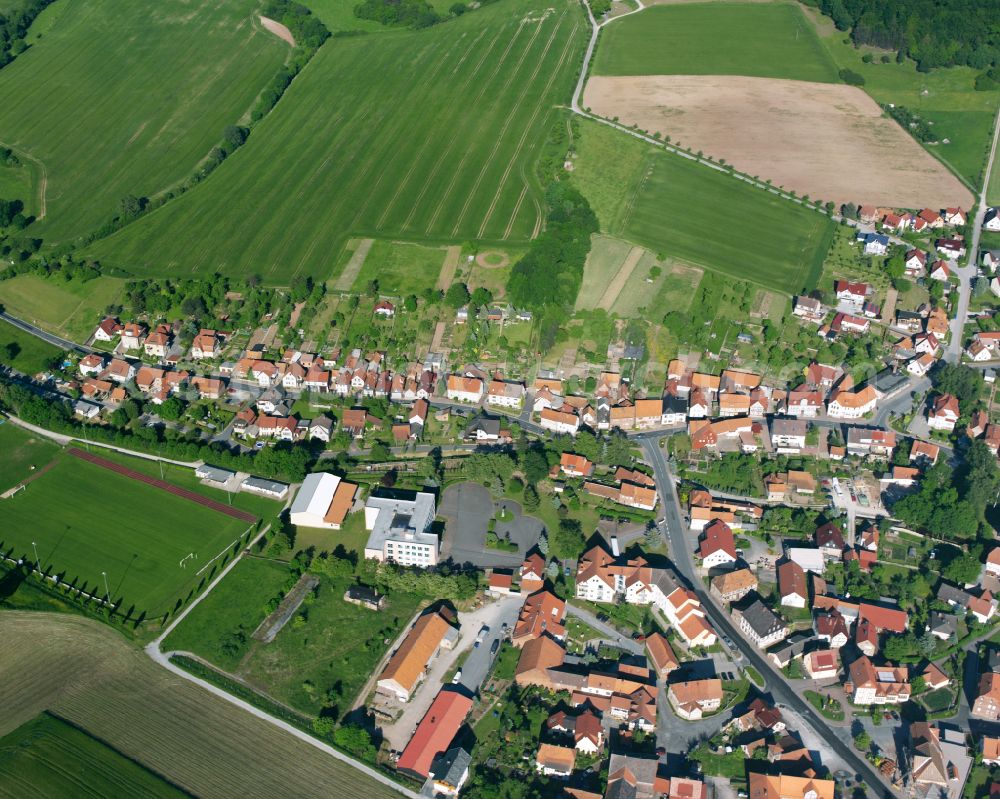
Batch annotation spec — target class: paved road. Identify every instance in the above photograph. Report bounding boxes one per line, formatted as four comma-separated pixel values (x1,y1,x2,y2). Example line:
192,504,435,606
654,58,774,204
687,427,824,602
565,603,644,655
947,105,1000,363
458,597,523,693
638,435,895,798
0,310,93,354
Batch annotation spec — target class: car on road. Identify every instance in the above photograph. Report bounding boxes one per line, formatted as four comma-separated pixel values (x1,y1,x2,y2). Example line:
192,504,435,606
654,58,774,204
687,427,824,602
490,639,500,655
452,670,462,684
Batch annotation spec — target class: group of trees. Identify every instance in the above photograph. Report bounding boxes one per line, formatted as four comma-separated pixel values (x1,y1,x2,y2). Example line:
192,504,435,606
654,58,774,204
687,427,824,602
263,0,330,49
813,0,999,71
507,182,598,315
0,0,52,68
354,0,442,29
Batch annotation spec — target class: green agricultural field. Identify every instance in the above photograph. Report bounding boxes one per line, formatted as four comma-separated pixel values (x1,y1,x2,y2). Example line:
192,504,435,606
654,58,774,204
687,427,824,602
0,713,188,799
0,274,126,343
162,556,291,670
0,422,59,493
87,0,588,281
0,0,287,243
0,454,254,615
571,119,834,293
812,9,1000,189
353,239,446,296
592,3,838,82
0,161,35,216
0,318,63,374
990,154,1000,206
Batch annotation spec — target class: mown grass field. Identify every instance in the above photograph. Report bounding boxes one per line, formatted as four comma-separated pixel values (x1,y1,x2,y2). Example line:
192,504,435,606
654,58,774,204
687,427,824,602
592,2,838,82
0,161,36,216
0,423,59,493
0,274,126,343
161,556,291,670
0,318,63,374
87,0,587,281
0,274,126,342
353,239,446,296
0,612,402,799
0,454,253,615
571,119,834,293
0,712,187,798
0,0,287,243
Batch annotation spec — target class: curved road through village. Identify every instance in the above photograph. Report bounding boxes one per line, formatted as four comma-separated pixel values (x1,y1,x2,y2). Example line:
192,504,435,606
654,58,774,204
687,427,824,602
638,433,896,798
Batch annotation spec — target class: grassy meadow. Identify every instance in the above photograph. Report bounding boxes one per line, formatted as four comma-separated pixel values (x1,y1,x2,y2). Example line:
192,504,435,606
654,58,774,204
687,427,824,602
571,119,834,293
0,0,287,243
0,274,126,343
0,318,63,374
592,2,838,82
86,0,587,281
353,239,446,296
0,713,188,799
0,454,253,615
0,423,59,493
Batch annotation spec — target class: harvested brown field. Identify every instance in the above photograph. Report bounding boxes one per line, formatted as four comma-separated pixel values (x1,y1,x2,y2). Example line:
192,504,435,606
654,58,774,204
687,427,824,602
259,16,295,46
0,612,405,799
584,75,973,208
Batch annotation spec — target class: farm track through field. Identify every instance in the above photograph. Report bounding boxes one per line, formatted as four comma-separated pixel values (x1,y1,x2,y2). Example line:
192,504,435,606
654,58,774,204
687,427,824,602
374,30,486,229
399,25,508,233
424,19,538,234
477,19,581,237
455,16,569,235
67,448,256,523
435,245,462,291
334,238,375,291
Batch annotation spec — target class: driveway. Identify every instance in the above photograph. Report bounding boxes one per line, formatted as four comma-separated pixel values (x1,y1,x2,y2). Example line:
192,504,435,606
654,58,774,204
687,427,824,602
439,483,542,569
565,603,643,655
379,595,523,751
457,596,522,693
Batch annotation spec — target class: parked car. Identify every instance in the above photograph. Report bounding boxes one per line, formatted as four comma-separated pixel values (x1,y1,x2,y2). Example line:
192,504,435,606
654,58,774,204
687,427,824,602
490,639,500,655
452,670,462,684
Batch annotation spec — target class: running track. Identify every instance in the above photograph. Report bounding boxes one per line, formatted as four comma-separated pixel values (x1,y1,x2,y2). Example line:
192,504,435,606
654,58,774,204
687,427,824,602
68,448,256,523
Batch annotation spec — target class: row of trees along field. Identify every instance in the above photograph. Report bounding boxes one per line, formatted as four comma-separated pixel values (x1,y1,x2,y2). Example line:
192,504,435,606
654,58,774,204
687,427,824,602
809,0,999,71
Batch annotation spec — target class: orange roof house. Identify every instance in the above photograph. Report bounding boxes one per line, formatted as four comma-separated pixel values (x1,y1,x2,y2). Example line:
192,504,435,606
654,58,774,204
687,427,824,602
512,590,566,647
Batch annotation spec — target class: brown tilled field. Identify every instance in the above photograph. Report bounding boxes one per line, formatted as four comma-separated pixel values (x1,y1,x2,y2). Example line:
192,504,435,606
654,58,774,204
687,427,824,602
0,612,405,799
584,75,973,208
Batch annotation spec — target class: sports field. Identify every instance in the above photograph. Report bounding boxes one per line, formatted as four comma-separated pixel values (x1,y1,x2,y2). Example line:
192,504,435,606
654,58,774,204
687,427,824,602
0,613,403,799
0,274,126,343
592,3,838,82
86,0,587,281
571,119,834,293
0,424,59,494
0,453,253,615
0,713,187,799
0,0,287,243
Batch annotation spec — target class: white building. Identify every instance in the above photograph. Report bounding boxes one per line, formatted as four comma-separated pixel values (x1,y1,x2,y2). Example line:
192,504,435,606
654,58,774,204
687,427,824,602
289,472,357,530
364,491,439,567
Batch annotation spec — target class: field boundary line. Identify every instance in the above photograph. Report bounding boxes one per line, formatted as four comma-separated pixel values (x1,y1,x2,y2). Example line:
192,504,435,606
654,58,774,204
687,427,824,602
0,139,47,219
67,447,256,522
435,245,462,291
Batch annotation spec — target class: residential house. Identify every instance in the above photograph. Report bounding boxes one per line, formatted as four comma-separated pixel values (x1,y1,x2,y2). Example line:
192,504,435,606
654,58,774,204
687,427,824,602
815,522,846,560
605,754,657,799
512,590,566,647
928,394,960,431
848,656,910,705
645,632,679,679
120,322,146,351
937,239,966,258
520,553,546,593
857,231,889,256
827,386,877,419
668,679,722,720
446,375,484,403
904,249,927,276
930,261,952,282
396,690,472,779
784,388,823,417
911,440,940,466
102,358,135,384
907,721,971,799
93,317,122,342
560,452,594,478
771,418,807,453
308,415,335,443
486,379,525,409
834,280,869,307
539,408,579,435
190,329,221,360
546,709,604,755
78,353,106,376
747,774,834,799
710,568,758,604
143,325,172,359
535,743,575,778
697,519,738,569
804,649,839,681
815,610,849,649
793,296,825,323
777,560,807,608
974,672,1000,720
733,595,789,648
846,427,896,458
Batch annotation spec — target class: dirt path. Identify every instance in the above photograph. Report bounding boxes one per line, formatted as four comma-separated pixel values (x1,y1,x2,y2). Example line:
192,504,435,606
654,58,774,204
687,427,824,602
259,16,295,46
333,238,374,291
435,245,462,291
430,320,446,351
599,245,644,311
